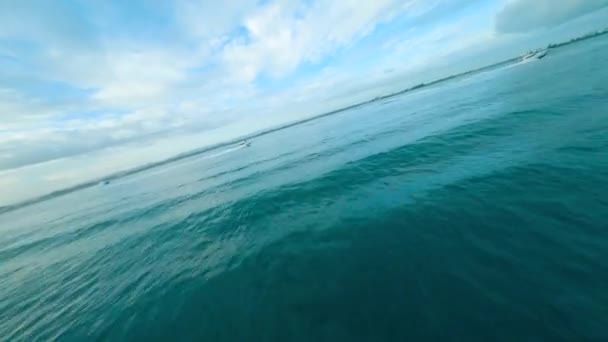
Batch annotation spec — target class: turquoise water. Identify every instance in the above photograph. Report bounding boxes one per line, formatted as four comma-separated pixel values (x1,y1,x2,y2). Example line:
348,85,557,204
1,37,608,341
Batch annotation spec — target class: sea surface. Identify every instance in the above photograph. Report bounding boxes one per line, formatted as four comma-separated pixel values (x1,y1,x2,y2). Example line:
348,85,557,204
1,37,608,341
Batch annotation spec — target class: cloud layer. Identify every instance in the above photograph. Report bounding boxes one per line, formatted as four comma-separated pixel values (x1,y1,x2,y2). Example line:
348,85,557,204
495,0,608,34
0,0,471,169
1,0,607,181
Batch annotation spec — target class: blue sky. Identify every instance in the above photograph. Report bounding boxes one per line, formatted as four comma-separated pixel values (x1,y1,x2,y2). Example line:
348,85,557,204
1,0,607,205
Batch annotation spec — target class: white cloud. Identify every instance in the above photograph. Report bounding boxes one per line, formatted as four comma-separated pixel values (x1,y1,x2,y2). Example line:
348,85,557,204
495,0,608,34
0,0,503,175
381,20,491,73
221,0,413,80
175,0,258,40
4,0,605,203
0,88,62,123
89,49,189,106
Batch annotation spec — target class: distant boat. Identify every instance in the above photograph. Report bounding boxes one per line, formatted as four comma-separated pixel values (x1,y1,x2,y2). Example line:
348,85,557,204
521,49,548,62
535,50,548,59
522,51,537,60
239,140,251,147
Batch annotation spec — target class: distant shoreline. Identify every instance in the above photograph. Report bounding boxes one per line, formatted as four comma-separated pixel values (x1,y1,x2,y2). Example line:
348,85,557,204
1,28,607,215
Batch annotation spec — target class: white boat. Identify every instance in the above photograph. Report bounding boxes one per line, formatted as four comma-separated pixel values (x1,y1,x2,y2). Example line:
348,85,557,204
535,50,548,59
522,51,537,60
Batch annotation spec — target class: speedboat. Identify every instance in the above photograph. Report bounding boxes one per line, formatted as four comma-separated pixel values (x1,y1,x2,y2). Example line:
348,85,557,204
522,51,537,60
535,50,548,59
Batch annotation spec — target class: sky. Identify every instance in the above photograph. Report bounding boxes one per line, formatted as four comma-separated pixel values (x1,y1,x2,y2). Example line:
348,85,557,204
1,0,607,205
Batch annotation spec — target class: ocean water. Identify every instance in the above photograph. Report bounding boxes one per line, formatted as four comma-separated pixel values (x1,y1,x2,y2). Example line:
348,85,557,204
1,37,608,341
